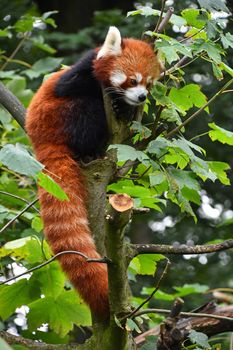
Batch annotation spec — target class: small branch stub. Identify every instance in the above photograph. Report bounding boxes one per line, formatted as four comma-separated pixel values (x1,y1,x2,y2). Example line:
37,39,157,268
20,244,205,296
109,194,134,212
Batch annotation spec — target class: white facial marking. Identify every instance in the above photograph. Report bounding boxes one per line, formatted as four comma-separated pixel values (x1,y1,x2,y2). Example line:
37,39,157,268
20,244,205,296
135,73,142,83
147,76,152,83
110,70,127,86
130,73,143,83
97,26,122,59
124,85,148,106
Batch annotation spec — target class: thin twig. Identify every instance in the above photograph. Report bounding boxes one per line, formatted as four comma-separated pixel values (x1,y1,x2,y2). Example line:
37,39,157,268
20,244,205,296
0,198,38,233
0,35,28,71
166,77,233,139
126,259,170,319
133,308,233,322
132,239,233,256
0,191,39,213
154,0,166,33
0,250,111,285
1,56,32,69
179,25,206,43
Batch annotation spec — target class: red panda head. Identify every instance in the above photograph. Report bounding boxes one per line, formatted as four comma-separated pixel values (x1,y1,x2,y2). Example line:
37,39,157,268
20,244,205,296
94,26,162,106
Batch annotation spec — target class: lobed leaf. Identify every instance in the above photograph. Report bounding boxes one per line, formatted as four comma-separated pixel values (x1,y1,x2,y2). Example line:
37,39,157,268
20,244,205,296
208,122,233,145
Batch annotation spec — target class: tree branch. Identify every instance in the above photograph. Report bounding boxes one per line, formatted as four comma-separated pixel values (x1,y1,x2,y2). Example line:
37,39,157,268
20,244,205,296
0,198,38,233
154,0,166,33
126,259,170,319
157,7,174,33
0,330,99,350
0,191,39,212
0,81,26,128
131,239,233,256
135,303,233,347
157,301,233,350
133,308,233,322
0,250,110,286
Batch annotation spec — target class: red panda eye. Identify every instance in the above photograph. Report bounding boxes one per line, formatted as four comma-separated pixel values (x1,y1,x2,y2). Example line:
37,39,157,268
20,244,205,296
130,79,137,86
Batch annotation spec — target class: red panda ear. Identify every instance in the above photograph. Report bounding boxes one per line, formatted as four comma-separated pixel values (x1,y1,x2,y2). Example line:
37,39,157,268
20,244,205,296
97,26,122,60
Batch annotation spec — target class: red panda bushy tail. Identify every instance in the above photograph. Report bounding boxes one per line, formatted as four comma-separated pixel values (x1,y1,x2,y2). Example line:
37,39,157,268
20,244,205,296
25,71,109,319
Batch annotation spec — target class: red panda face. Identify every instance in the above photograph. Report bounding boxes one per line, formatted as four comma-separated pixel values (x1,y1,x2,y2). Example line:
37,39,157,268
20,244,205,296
94,27,162,106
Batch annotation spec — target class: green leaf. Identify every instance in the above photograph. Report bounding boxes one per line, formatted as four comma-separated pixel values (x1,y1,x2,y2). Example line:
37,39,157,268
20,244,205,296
169,169,200,191
129,254,165,276
27,290,91,337
197,0,229,13
0,338,13,350
5,78,33,107
212,63,223,80
31,216,44,233
169,84,208,112
207,161,230,185
30,36,56,54
150,81,171,106
174,284,209,297
0,236,50,264
108,144,149,162
165,149,189,169
208,122,233,145
181,187,201,205
119,185,151,198
155,41,180,64
0,279,35,320
221,33,233,49
188,330,211,349
127,7,159,17
26,239,51,264
37,172,69,201
126,318,141,333
0,144,44,176
23,57,63,79
194,41,223,63
142,287,175,301
160,106,182,126
147,137,171,157
14,15,34,32
181,9,207,29
140,197,164,212
0,28,12,38
185,28,207,40
149,171,167,187
42,11,59,20
33,262,65,298
169,14,186,27
130,121,151,139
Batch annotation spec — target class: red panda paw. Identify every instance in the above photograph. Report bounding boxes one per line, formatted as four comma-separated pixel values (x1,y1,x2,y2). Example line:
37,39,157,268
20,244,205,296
111,99,135,120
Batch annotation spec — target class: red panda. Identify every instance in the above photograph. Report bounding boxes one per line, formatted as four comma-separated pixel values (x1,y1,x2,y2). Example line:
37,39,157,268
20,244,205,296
25,27,161,320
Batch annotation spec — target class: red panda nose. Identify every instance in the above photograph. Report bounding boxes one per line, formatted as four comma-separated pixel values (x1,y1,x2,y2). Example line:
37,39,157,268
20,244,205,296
138,93,147,102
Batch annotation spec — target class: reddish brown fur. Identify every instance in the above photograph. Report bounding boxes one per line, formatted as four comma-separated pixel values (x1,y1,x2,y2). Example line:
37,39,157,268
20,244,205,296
25,71,109,319
94,39,161,86
25,38,160,321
